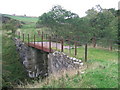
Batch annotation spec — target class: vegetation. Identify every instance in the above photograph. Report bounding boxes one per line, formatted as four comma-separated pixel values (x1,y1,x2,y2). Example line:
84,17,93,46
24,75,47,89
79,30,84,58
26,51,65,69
37,5,118,50
2,15,24,36
2,31,30,88
0,30,2,89
2,15,37,88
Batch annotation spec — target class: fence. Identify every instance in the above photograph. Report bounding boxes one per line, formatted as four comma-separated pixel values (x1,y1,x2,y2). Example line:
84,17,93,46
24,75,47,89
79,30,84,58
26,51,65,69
16,30,88,62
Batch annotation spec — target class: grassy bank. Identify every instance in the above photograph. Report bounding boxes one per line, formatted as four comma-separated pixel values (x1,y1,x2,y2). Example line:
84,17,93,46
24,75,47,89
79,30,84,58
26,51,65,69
2,31,30,88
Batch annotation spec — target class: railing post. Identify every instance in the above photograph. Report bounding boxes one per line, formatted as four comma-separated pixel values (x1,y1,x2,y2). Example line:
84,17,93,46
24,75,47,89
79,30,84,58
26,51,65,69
61,39,64,52
85,44,88,62
41,32,43,50
23,33,24,42
75,41,77,56
18,32,20,39
46,34,48,40
68,39,71,55
34,34,35,46
49,36,51,52
28,34,29,45
56,35,57,50
42,32,44,40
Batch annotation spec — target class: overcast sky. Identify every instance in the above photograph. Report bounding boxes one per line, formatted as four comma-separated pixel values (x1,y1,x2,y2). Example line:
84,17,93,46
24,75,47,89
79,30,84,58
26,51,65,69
0,0,119,17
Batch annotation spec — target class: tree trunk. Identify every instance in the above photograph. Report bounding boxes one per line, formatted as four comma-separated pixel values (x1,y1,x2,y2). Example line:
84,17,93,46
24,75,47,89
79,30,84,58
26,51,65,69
109,40,113,51
92,37,96,48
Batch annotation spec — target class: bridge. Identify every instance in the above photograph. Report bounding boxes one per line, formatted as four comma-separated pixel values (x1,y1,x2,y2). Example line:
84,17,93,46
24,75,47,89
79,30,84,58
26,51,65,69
15,31,88,78
17,31,88,61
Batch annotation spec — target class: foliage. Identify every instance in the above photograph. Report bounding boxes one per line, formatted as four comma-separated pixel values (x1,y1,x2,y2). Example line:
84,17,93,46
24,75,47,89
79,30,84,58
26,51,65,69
85,6,118,48
37,5,118,49
2,32,30,88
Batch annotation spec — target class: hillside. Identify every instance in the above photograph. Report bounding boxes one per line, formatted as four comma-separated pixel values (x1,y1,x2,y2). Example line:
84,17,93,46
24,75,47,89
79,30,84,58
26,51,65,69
2,14,24,28
2,14,38,23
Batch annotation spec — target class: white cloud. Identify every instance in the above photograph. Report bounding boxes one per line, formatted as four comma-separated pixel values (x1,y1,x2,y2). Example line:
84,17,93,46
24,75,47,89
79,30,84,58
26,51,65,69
0,0,119,17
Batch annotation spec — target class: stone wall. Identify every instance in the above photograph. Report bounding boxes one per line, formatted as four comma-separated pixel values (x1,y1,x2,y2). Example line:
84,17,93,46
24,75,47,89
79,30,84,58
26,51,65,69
14,38,84,78
14,38,48,78
48,51,83,74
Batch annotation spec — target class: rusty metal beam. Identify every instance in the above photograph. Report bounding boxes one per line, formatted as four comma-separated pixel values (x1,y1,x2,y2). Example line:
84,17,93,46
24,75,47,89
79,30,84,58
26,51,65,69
34,34,35,46
61,39,64,52
41,32,43,50
75,41,77,56
49,36,51,52
28,34,29,45
23,33,24,42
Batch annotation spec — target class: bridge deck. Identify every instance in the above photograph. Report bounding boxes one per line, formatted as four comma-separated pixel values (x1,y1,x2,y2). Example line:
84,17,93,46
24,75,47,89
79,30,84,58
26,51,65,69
27,42,69,53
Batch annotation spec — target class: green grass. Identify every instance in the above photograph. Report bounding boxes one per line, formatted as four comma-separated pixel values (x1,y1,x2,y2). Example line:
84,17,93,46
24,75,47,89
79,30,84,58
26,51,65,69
3,14,38,23
0,31,2,89
64,46,118,61
2,31,31,87
42,47,118,88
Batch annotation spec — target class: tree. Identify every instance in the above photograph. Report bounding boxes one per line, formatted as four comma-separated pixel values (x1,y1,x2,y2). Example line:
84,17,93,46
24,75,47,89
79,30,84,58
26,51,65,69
37,5,118,49
85,5,117,48
37,5,80,39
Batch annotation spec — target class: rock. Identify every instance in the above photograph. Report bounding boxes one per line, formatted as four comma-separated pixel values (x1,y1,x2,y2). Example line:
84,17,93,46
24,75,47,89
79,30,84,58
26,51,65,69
73,58,76,60
70,57,73,60
48,51,84,74
81,72,84,74
80,63,84,66
73,62,80,64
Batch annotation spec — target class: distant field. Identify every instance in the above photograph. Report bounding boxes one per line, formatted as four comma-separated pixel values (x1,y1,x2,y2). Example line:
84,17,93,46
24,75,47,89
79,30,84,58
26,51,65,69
3,14,38,23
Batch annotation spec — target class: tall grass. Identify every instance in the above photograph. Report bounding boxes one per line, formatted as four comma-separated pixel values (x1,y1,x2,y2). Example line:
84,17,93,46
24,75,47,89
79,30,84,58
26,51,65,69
2,31,31,88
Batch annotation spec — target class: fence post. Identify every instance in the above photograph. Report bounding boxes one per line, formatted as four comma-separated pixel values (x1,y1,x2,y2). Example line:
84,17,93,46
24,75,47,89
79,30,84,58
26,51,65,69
46,34,48,40
85,44,88,62
28,34,29,45
49,36,51,52
34,34,35,46
41,32,43,50
75,41,77,56
18,32,20,39
68,38,71,55
61,39,64,52
56,35,57,50
42,32,44,40
23,33,24,42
